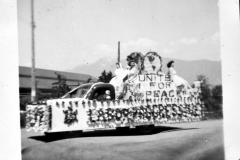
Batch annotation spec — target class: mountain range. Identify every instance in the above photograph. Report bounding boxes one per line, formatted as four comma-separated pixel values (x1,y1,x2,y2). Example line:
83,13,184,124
67,57,222,86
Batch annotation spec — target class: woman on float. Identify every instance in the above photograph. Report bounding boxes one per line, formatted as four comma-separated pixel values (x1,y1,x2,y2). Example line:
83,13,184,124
115,63,122,76
110,63,124,86
167,61,192,95
127,61,139,82
109,62,129,99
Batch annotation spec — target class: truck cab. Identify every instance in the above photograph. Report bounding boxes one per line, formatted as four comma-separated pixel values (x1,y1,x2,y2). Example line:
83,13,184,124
61,82,115,101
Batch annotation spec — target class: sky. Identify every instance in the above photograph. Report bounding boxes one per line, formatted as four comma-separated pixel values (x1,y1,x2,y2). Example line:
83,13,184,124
18,0,221,71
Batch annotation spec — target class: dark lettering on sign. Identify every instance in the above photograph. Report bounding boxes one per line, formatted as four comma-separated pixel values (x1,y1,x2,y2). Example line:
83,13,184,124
165,97,169,102
169,90,174,97
165,75,171,81
161,90,168,98
157,74,164,81
139,75,145,82
154,90,160,97
150,82,156,90
166,82,171,89
146,91,152,98
146,75,153,81
158,82,164,89
173,98,177,102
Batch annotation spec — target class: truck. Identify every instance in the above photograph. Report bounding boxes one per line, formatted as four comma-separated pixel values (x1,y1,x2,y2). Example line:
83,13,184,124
25,51,203,137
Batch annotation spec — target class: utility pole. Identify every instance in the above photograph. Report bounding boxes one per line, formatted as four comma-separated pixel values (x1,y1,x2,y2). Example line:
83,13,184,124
31,0,36,102
118,41,120,63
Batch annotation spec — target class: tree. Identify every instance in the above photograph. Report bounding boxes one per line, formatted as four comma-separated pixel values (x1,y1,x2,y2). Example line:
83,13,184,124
98,70,113,83
107,71,113,82
196,75,223,118
196,75,212,110
51,72,70,98
87,76,94,83
211,85,222,102
98,70,107,82
211,84,223,111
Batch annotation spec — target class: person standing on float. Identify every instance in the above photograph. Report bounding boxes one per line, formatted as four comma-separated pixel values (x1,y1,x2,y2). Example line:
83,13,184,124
167,61,192,95
114,63,124,85
109,62,129,99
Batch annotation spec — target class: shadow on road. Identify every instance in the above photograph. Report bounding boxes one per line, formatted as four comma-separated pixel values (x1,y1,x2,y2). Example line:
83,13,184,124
28,126,198,143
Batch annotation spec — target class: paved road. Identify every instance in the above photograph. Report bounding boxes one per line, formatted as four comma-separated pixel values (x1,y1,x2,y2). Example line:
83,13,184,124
21,120,224,160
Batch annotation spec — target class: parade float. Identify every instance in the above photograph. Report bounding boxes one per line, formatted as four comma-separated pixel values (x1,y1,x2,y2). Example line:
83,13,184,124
25,51,203,136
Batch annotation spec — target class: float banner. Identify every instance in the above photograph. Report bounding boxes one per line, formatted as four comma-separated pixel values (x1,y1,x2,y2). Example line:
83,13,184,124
26,96,203,132
124,74,177,100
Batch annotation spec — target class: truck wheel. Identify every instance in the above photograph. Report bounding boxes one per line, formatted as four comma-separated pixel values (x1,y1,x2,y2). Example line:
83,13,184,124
136,125,154,135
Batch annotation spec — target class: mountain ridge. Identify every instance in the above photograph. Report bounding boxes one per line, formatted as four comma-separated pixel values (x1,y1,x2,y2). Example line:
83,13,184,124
66,56,222,86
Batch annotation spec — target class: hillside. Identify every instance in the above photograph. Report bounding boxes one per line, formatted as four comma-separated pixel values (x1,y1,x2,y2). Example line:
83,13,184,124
67,57,222,86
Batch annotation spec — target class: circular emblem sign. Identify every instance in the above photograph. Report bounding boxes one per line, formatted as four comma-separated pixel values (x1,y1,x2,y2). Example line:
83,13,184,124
142,51,162,74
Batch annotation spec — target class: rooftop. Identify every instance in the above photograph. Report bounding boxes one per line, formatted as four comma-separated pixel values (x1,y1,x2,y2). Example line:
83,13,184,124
19,66,97,89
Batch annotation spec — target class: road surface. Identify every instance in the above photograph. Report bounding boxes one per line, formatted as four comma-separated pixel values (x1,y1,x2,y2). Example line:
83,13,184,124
21,119,224,160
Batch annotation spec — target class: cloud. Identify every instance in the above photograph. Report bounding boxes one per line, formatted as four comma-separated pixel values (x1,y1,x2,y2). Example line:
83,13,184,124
121,38,159,56
169,41,176,46
202,31,220,45
162,48,175,54
123,38,158,48
179,37,198,45
85,38,159,64
95,44,115,54
88,44,116,59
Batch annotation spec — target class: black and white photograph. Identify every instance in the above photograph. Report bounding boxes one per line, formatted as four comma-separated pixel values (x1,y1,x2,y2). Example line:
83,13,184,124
18,0,223,159
1,0,239,160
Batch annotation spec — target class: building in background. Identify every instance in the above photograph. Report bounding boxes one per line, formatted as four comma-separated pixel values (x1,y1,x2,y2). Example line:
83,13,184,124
19,66,97,98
